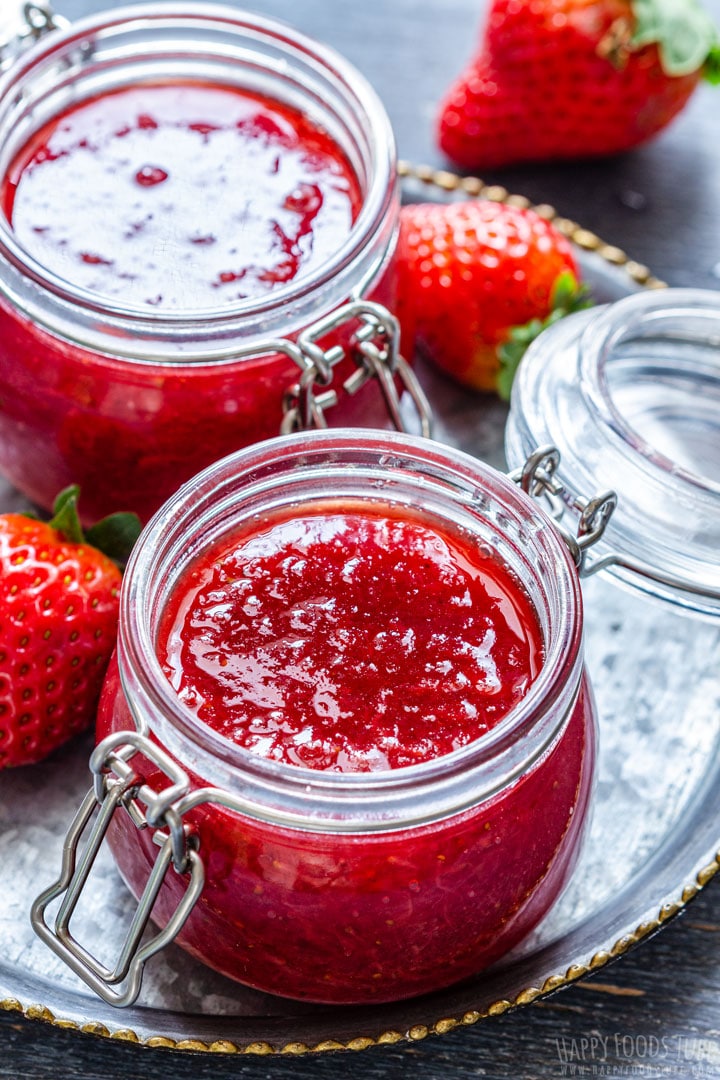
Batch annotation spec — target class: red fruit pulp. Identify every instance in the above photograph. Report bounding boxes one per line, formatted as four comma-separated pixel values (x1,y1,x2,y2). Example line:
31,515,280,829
3,84,361,309
0,82,398,523
97,501,595,1002
157,505,544,770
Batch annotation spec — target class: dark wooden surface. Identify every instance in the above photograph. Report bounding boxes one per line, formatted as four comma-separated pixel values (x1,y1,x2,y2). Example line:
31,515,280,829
2,0,720,1076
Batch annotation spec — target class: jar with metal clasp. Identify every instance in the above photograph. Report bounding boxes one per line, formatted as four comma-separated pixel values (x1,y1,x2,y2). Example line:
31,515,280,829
31,424,620,1005
0,1,427,524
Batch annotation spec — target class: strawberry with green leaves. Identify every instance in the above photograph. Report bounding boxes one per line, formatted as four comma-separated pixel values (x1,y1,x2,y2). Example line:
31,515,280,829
438,0,720,170
0,488,141,768
397,199,589,398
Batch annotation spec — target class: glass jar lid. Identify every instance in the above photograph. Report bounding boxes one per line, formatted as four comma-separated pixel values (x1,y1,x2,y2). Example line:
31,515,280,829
505,288,720,618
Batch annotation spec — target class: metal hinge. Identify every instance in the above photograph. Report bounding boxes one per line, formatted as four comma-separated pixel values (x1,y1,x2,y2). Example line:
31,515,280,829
0,3,68,72
279,299,433,438
510,446,618,577
31,731,205,1008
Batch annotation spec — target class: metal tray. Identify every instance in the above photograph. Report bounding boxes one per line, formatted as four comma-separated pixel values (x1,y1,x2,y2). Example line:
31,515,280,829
1,166,718,1055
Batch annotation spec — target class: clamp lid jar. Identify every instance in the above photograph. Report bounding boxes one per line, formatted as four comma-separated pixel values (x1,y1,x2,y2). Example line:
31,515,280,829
0,3,425,523
32,429,597,1007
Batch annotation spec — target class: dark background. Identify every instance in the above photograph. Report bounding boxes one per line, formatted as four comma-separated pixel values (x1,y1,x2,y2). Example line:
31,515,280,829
2,0,720,1077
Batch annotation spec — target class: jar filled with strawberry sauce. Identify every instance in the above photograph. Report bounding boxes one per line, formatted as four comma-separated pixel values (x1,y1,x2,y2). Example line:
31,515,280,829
32,430,607,1006
0,3,423,524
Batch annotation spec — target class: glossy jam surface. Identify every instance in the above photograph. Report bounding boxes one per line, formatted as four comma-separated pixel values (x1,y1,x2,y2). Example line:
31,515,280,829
158,505,543,771
3,84,361,309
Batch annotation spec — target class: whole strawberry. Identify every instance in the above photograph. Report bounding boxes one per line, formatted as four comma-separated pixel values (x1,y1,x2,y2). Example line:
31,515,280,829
0,488,140,768
397,200,588,396
438,0,720,170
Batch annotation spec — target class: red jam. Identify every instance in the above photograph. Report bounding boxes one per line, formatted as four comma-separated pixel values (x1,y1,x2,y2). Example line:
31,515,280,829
97,501,595,1004
0,83,397,523
158,506,543,770
3,84,361,309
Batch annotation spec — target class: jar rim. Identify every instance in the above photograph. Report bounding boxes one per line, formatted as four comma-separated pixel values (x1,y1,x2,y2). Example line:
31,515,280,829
0,2,397,355
579,292,720,499
116,429,585,831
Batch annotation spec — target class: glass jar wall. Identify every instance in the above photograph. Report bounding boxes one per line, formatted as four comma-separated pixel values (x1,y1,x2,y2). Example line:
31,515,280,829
94,431,596,1004
505,289,720,946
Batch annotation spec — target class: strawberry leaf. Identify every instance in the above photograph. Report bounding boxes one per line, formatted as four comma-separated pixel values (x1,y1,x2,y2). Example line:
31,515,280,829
704,42,720,83
86,512,142,569
49,485,84,544
549,269,579,310
45,484,142,568
496,272,592,401
631,0,718,76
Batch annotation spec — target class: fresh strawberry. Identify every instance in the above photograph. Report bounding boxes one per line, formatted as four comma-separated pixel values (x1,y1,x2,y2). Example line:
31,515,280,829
396,199,588,397
0,488,141,768
437,0,720,170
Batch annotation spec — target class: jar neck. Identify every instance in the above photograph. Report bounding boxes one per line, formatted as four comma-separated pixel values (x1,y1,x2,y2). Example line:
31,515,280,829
117,430,585,832
0,3,398,361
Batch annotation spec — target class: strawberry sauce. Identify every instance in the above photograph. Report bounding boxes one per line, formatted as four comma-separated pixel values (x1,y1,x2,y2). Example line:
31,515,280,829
2,84,361,309
158,504,543,770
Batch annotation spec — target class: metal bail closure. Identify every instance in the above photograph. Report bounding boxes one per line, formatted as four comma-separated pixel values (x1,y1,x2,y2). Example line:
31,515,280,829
280,299,433,439
31,731,205,1008
0,2,69,72
511,446,618,577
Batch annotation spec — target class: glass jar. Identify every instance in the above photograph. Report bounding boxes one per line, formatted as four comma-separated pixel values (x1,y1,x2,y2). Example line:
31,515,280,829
33,429,597,1006
0,3,410,524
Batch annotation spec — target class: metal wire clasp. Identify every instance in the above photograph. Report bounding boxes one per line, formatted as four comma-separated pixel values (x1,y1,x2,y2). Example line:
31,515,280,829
31,731,205,1008
0,2,69,72
280,299,433,438
510,446,618,577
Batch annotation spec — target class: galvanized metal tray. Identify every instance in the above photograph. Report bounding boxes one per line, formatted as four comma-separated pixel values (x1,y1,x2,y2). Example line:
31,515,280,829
1,166,718,1055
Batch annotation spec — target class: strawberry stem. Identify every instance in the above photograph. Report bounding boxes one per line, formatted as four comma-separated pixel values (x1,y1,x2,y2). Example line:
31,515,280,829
47,484,142,568
49,485,84,545
496,272,592,401
630,0,718,77
704,43,720,83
